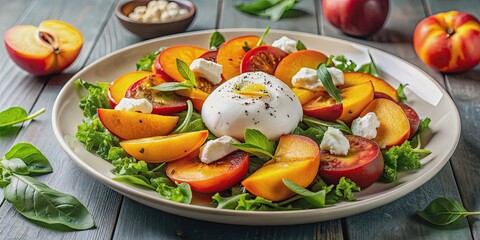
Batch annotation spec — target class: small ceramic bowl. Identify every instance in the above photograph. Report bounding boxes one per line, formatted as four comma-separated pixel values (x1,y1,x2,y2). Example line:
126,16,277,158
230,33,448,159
115,0,196,39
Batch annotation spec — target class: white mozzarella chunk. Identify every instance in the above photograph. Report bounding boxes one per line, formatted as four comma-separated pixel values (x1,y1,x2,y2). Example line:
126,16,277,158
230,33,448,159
351,112,381,139
272,36,297,54
291,67,344,91
320,127,350,156
200,136,240,164
189,58,223,85
114,98,153,113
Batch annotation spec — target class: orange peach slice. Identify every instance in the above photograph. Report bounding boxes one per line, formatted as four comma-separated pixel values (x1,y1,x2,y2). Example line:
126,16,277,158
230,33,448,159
360,98,410,148
154,45,208,82
291,87,323,105
274,50,328,87
242,134,320,201
341,72,398,102
216,36,261,81
120,130,209,163
107,71,152,108
339,81,374,124
97,109,178,140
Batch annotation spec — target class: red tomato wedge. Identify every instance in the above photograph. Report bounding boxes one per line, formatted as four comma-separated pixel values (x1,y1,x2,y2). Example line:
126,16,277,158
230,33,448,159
154,45,208,82
216,35,261,81
125,74,188,115
274,50,328,87
240,45,288,75
319,135,384,189
166,150,249,193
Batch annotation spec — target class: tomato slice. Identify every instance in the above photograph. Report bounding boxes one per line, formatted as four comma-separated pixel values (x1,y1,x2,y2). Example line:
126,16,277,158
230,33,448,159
199,50,218,62
125,74,187,115
154,45,208,82
166,150,249,193
216,35,261,81
319,135,384,189
240,46,288,75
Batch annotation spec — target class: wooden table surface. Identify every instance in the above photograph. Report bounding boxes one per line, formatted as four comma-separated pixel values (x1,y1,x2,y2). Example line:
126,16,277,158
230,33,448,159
0,0,479,239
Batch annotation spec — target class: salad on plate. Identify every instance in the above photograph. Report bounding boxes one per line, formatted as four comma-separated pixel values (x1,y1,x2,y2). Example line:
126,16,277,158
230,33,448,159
74,28,431,211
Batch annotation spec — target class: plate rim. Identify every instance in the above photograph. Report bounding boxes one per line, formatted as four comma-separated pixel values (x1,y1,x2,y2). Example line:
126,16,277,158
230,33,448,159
52,28,461,225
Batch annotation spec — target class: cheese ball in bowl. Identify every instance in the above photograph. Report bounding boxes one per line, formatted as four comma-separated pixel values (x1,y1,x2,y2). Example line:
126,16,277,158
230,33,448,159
202,72,302,141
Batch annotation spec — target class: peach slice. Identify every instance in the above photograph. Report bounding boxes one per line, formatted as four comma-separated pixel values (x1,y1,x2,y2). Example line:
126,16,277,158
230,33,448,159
120,130,209,163
291,87,323,105
341,72,398,102
274,50,328,87
338,81,374,124
303,91,343,122
154,45,208,82
107,71,152,108
97,109,178,140
360,98,410,148
242,134,320,201
4,20,83,76
216,35,261,81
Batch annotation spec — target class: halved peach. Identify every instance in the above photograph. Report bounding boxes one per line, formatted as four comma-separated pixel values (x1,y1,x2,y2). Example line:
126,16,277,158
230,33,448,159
360,98,410,148
242,134,320,201
120,130,209,163
341,72,398,102
291,87,323,105
107,71,152,108
274,50,328,87
97,109,178,140
216,35,261,81
166,150,249,193
338,81,374,124
154,45,208,82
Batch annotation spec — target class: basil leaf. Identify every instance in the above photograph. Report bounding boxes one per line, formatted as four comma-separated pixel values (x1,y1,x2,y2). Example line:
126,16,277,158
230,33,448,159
256,25,270,47
176,58,197,87
151,82,194,91
263,0,296,21
113,175,156,190
1,158,29,175
4,173,95,230
0,107,45,132
296,40,307,51
4,143,53,174
231,129,276,160
292,127,324,145
0,166,12,187
210,31,225,50
317,63,342,103
397,83,408,103
283,178,327,207
234,0,282,14
417,198,476,226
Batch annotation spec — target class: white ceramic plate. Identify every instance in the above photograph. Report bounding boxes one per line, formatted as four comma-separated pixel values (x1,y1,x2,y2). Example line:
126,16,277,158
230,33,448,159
52,29,461,225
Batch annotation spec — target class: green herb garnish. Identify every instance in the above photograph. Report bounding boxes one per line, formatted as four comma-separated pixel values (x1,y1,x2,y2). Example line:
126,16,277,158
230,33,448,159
317,63,342,103
397,83,408,103
136,47,166,71
232,128,276,161
417,198,480,226
210,31,225,50
296,40,307,50
256,25,270,47
151,58,197,91
0,107,45,134
235,0,298,21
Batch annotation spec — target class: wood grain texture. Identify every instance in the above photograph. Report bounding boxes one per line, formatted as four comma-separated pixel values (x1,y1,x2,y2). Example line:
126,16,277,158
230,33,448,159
319,0,471,239
221,0,319,34
0,0,120,239
424,0,480,238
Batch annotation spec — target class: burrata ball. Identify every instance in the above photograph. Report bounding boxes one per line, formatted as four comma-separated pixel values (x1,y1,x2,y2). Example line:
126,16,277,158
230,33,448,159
201,71,303,141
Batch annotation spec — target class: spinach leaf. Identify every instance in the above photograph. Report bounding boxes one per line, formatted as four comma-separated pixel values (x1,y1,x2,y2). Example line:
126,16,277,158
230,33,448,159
4,143,53,174
232,129,276,160
136,47,166,71
1,158,29,175
317,63,342,103
0,107,45,133
282,178,327,207
4,173,95,230
113,175,156,190
417,198,480,226
235,0,297,21
210,31,225,50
